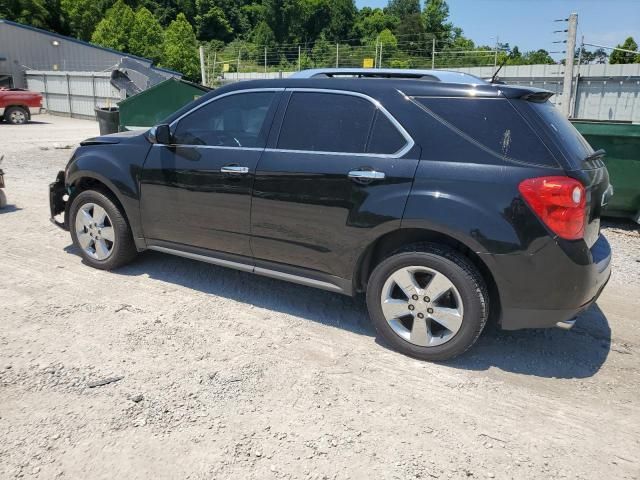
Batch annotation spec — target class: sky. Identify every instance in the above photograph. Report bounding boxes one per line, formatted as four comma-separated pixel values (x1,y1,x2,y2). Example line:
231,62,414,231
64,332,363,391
355,0,640,60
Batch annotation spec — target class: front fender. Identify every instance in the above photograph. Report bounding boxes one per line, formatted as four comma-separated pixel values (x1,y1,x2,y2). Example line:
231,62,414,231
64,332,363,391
65,141,150,244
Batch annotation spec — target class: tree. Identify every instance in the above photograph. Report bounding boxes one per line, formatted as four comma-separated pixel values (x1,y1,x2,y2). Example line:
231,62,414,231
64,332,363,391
161,12,200,80
0,0,50,29
195,0,234,42
353,7,397,41
61,0,102,40
130,7,164,61
610,37,638,64
91,0,135,51
423,0,452,43
386,0,420,19
523,49,555,65
251,20,275,46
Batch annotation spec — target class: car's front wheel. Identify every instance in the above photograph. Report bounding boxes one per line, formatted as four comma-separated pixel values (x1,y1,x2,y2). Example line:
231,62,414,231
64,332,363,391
5,106,29,125
366,243,489,361
69,190,137,270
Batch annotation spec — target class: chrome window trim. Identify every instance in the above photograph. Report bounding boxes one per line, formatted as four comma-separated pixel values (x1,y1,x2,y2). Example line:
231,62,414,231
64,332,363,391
169,87,285,128
270,88,414,159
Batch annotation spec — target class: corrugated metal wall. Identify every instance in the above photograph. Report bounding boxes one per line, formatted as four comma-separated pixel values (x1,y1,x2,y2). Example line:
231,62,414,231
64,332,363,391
26,71,121,119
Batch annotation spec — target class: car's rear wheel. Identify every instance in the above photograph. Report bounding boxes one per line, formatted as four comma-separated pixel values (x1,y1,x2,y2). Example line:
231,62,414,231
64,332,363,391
366,243,489,361
5,106,28,125
69,190,137,270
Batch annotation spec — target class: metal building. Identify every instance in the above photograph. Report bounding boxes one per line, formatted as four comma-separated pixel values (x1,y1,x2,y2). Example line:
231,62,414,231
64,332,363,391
0,18,177,89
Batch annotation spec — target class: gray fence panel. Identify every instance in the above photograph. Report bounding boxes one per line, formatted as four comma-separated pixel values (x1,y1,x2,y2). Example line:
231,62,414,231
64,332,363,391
25,70,120,119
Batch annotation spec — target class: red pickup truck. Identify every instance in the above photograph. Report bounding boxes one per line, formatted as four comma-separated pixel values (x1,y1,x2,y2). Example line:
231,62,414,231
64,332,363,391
0,88,44,125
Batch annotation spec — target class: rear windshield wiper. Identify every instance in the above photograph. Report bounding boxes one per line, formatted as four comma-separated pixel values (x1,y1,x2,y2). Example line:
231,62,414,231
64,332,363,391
584,149,606,162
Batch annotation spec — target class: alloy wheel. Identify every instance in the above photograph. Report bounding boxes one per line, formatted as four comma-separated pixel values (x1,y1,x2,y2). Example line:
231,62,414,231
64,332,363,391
380,266,464,347
74,203,115,260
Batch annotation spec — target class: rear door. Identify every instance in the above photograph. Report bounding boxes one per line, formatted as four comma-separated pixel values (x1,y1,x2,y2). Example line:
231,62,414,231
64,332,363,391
250,89,420,282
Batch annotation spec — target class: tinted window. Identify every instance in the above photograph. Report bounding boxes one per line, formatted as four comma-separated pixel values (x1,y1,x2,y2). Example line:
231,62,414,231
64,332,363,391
367,111,406,154
528,100,592,166
415,97,556,166
278,92,376,153
173,92,275,147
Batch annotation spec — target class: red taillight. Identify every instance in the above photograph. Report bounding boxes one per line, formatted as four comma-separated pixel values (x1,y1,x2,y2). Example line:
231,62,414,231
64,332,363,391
518,176,586,240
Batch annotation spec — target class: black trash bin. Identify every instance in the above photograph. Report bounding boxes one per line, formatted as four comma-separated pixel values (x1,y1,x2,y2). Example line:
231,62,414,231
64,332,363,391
94,107,120,135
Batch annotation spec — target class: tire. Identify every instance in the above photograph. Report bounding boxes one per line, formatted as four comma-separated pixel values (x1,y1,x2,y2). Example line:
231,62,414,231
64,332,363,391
0,190,6,209
366,243,489,361
69,189,137,270
5,106,29,125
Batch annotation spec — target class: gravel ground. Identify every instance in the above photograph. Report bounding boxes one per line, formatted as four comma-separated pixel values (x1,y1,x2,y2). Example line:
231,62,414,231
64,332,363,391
1,115,639,480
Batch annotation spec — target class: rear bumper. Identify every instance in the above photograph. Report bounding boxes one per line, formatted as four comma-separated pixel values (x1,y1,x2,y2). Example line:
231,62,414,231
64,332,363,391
49,170,68,229
483,234,612,330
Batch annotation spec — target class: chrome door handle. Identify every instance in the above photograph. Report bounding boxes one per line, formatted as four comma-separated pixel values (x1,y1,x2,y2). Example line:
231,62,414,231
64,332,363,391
220,165,249,174
348,170,386,181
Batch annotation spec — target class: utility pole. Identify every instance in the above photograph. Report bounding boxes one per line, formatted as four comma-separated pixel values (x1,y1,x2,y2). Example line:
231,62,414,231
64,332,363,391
561,12,578,117
264,46,267,73
336,43,339,68
431,38,436,69
571,35,584,118
199,45,206,86
374,40,378,68
379,42,383,68
298,45,301,71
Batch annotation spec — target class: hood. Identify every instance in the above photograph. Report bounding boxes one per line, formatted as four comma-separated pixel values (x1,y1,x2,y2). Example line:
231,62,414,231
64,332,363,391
80,129,146,146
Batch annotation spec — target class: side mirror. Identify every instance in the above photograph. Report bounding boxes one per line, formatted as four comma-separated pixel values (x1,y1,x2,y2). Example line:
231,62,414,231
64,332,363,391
149,124,172,145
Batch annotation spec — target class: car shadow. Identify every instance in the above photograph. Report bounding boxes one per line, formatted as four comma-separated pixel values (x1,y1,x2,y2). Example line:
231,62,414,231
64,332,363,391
0,204,22,214
65,247,375,337
65,247,611,379
443,304,611,379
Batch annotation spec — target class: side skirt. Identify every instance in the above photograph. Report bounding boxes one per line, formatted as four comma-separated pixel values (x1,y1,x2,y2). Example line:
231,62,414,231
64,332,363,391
147,241,353,296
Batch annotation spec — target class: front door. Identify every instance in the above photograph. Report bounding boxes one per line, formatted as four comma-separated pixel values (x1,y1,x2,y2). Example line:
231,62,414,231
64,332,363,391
140,89,280,257
251,89,420,281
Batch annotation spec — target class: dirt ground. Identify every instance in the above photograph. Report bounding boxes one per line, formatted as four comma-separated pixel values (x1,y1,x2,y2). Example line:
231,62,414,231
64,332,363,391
1,115,639,480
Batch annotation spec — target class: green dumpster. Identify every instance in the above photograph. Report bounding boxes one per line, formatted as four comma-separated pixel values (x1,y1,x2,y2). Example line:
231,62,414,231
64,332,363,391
572,121,640,223
118,78,211,131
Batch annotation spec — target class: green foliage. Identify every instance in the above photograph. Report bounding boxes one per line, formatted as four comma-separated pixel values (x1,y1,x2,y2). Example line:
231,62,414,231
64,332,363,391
2,0,570,80
61,0,101,40
91,0,135,51
195,0,233,42
423,0,452,42
161,12,200,79
610,37,638,64
0,0,50,29
130,7,164,61
386,0,419,19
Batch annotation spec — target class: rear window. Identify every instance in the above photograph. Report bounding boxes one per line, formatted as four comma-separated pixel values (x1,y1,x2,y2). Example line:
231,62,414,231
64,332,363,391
414,97,557,166
528,100,593,161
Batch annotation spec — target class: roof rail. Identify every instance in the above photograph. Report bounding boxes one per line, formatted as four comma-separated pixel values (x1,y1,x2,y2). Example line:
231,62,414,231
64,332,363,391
290,68,486,85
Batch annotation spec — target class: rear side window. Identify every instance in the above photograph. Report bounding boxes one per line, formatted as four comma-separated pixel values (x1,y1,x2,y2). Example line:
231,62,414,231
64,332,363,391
414,97,557,166
367,111,407,154
278,92,375,153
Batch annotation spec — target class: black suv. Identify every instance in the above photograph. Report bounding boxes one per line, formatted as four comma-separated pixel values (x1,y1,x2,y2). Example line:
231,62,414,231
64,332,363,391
49,69,612,361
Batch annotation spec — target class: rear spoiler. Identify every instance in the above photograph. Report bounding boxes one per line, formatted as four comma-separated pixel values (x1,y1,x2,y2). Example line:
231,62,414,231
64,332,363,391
519,91,554,103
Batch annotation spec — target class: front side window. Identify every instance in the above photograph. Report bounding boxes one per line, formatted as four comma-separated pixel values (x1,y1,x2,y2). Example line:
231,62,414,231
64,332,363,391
173,91,275,148
277,92,376,153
